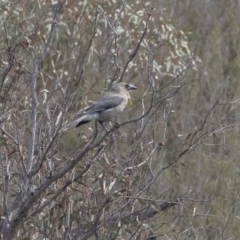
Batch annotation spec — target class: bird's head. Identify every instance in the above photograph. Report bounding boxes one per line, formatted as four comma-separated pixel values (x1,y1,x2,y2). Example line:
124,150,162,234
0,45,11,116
109,82,137,93
117,82,137,100
123,83,137,91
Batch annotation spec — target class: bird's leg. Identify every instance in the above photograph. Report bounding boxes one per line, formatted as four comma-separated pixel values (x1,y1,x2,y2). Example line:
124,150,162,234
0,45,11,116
98,121,108,132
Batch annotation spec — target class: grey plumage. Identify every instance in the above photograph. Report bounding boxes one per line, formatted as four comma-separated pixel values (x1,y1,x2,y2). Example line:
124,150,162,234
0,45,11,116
65,82,137,129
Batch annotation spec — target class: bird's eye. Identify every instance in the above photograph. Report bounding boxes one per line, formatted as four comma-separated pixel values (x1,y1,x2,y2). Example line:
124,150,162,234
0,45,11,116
125,84,130,89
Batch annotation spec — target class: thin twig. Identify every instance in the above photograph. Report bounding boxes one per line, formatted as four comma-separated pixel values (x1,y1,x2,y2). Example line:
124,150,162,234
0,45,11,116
119,8,153,82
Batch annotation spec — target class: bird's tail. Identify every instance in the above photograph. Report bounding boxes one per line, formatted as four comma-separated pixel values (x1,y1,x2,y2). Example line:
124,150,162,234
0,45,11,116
62,113,99,131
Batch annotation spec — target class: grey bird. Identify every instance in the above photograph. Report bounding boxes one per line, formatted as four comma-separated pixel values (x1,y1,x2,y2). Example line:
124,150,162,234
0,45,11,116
65,82,137,129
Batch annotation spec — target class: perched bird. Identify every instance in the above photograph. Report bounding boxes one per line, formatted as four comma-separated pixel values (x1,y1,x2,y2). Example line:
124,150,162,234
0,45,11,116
65,82,137,129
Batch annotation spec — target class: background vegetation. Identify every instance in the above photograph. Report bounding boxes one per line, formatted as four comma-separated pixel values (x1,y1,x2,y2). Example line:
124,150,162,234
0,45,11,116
0,0,240,239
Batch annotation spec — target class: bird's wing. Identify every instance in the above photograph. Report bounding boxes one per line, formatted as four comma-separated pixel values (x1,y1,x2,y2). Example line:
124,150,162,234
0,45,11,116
83,95,124,114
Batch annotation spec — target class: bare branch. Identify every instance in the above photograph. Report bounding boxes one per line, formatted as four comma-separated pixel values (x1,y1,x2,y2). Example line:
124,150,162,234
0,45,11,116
118,8,153,83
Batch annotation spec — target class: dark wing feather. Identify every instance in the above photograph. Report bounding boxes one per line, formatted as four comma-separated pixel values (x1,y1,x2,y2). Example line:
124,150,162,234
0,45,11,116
83,95,124,114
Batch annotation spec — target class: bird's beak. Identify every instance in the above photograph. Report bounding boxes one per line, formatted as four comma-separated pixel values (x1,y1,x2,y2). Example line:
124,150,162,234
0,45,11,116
129,84,137,90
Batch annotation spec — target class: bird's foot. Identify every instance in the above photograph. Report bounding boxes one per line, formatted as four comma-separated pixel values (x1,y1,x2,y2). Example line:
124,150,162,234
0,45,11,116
109,120,120,129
